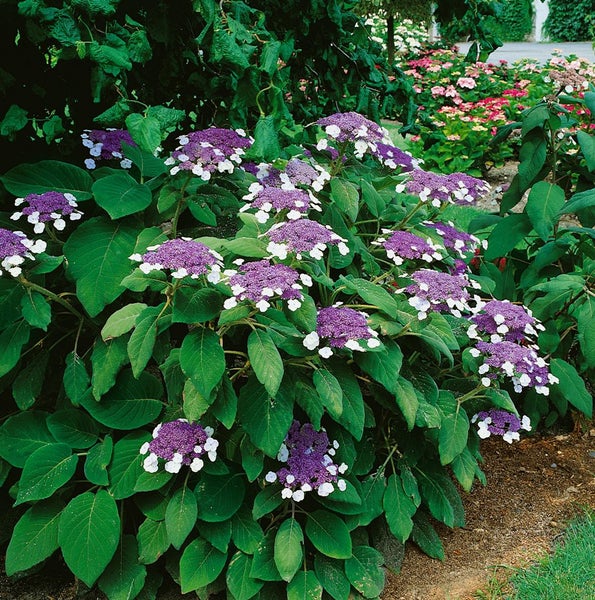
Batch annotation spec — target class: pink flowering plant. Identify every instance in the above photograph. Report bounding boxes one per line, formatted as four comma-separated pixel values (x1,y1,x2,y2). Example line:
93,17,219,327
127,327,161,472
0,110,589,600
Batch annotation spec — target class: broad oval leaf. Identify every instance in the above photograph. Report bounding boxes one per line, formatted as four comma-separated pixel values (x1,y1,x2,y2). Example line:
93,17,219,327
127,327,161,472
179,537,227,593
438,410,470,466
345,546,385,598
195,472,246,522
98,534,146,600
92,172,153,219
107,432,146,500
180,328,226,400
101,303,147,340
0,411,54,468
58,490,120,587
305,510,352,559
248,329,284,397
226,551,264,600
274,518,304,582
165,485,198,550
47,409,99,449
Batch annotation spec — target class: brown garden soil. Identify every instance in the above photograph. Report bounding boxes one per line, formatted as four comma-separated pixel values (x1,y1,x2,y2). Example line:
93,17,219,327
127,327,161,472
1,425,593,600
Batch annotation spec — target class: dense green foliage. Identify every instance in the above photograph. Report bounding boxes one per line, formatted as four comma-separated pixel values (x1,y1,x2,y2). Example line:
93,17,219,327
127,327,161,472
0,0,415,169
489,0,533,42
544,0,594,42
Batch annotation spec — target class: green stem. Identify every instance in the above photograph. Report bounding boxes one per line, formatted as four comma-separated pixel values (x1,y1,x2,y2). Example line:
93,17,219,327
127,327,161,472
19,278,88,324
457,384,486,404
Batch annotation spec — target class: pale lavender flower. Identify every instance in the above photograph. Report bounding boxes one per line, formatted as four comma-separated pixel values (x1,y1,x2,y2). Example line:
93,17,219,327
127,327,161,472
0,228,47,277
372,142,418,172
471,409,531,443
223,259,312,312
315,112,392,158
165,127,252,179
373,229,444,266
468,300,544,343
81,128,136,169
403,268,480,319
303,305,380,358
395,169,490,206
140,419,219,473
11,191,83,233
469,340,559,395
129,238,224,282
243,158,331,193
264,219,349,260
423,221,482,258
241,184,321,223
264,420,348,501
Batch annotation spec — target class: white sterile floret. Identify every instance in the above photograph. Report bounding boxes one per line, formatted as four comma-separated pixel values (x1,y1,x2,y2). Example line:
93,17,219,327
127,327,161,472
190,457,204,472
303,331,320,350
337,479,347,491
277,443,289,462
325,125,341,138
143,454,159,473
317,482,334,497
319,347,333,358
292,490,305,502
287,299,302,311
265,471,278,483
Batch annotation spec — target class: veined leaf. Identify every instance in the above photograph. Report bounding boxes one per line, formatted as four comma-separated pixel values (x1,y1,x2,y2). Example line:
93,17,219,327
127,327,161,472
180,538,227,593
92,172,153,219
248,329,284,397
165,485,198,550
305,510,352,559
180,327,225,399
274,518,304,582
98,535,146,600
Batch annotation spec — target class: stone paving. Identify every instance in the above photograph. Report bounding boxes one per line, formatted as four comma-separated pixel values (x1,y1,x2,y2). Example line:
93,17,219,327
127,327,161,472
457,41,595,64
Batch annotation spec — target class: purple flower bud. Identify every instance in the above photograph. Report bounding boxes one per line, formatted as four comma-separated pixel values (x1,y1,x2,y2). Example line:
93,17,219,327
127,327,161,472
471,409,531,443
0,228,47,277
81,128,136,169
140,419,219,473
165,127,252,179
469,340,559,395
374,229,444,265
303,305,380,357
223,259,311,313
130,238,224,282
11,191,82,234
265,219,349,260
265,420,348,501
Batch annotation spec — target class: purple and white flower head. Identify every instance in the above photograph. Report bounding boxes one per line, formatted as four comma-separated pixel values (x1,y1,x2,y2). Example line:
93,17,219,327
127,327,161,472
223,259,312,312
164,127,252,180
403,269,481,319
81,128,136,169
264,219,349,260
264,420,348,502
240,184,321,223
468,299,544,343
395,169,490,207
11,191,83,234
471,409,531,443
284,157,331,192
303,304,381,358
140,419,219,474
423,221,483,258
373,229,444,266
469,340,559,395
129,238,223,282
372,142,419,172
0,228,47,277
315,112,392,159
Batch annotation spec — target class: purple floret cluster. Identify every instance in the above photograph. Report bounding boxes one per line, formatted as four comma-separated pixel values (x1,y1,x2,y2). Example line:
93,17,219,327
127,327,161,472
0,228,47,277
81,128,136,169
374,229,444,266
265,420,348,502
241,184,321,223
471,409,531,443
11,191,82,234
140,419,219,473
423,221,482,258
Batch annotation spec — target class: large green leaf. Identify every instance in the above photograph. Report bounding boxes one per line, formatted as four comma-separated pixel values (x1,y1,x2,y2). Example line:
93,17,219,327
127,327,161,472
305,510,352,559
232,506,264,554
313,368,343,420
107,432,146,500
525,181,565,241
0,160,93,199
274,518,304,582
313,555,350,600
195,473,246,522
12,351,49,410
63,351,91,405
47,409,98,449
411,512,445,560
180,328,226,399
81,369,162,429
250,531,282,582
287,571,323,600
58,490,120,587
93,172,153,219
0,411,54,468
137,518,170,565
179,538,227,593
438,410,469,465
172,288,223,324
0,319,30,378
20,290,51,330
417,469,465,528
248,329,284,397
383,473,416,543
5,498,64,575
355,339,403,393
345,546,385,598
127,304,166,378
550,358,592,417
328,362,365,440
340,276,398,318
98,535,146,600
238,376,293,457
393,377,419,431
226,551,264,600
331,178,359,222
165,485,198,550
101,303,147,340
63,217,138,316
84,436,113,486
485,213,532,261
91,336,129,399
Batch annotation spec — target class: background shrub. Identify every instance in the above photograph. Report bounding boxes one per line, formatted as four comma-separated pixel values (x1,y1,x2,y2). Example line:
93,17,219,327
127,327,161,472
544,0,594,41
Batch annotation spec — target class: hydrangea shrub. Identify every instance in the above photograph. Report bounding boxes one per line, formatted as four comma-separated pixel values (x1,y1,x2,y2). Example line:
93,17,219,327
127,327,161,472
0,112,585,600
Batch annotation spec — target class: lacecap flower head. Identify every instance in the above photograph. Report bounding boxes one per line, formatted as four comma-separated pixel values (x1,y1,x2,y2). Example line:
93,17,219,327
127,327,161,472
244,158,331,193
11,191,83,234
130,238,224,282
265,420,348,502
223,259,312,313
81,128,136,169
373,229,444,266
264,219,349,260
0,228,47,277
423,221,482,258
140,419,219,473
240,184,321,223
470,340,559,395
471,409,531,443
165,127,252,180
303,305,381,358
